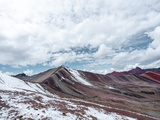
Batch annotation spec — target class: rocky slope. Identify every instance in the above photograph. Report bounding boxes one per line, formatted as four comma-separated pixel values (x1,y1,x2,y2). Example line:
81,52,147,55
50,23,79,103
0,71,140,120
15,66,160,119
1,66,160,120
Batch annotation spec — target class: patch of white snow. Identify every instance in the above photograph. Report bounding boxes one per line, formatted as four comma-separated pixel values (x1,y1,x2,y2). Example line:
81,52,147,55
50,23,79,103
85,107,137,120
66,68,92,86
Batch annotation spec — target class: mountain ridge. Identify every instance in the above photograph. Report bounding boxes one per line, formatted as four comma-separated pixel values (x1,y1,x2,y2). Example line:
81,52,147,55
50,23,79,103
2,66,160,119
1,71,155,120
14,66,160,78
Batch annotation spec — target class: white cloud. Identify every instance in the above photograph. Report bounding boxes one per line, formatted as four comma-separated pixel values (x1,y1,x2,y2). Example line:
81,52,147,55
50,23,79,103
49,52,92,67
23,69,33,76
94,44,114,58
0,0,160,70
148,26,160,48
4,72,14,76
90,69,109,75
0,71,15,75
109,26,160,70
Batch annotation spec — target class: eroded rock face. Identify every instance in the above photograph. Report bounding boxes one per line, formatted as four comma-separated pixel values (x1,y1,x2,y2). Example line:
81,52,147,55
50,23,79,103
12,66,160,119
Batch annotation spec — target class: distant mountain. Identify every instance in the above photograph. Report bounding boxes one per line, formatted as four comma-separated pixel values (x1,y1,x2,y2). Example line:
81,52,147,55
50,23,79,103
107,71,123,76
6,66,160,119
121,67,145,75
107,67,160,76
12,73,28,80
107,67,145,76
143,67,160,72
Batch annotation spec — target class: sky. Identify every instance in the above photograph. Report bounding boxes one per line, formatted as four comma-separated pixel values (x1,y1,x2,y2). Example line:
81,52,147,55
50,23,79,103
0,0,160,75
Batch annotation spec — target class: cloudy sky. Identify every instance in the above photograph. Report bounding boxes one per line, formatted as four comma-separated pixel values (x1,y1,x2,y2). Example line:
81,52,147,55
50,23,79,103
0,0,160,75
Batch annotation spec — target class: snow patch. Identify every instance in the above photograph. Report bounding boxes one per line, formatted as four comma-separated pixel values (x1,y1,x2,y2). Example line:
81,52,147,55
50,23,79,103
85,107,137,120
0,72,46,93
66,68,92,86
104,85,115,89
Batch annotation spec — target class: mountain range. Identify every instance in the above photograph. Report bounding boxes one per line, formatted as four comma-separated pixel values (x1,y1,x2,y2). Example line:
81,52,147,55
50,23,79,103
0,66,160,120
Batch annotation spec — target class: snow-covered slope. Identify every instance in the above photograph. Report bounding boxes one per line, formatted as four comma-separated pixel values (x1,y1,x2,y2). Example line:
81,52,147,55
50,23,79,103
0,72,138,120
66,67,93,86
0,72,46,93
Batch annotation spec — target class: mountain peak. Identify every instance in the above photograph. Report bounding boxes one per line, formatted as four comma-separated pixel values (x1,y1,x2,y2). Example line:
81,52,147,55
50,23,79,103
120,67,145,75
107,71,122,76
12,73,28,80
135,67,141,70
